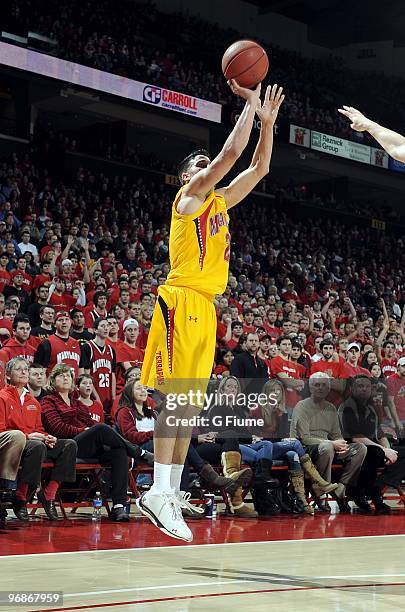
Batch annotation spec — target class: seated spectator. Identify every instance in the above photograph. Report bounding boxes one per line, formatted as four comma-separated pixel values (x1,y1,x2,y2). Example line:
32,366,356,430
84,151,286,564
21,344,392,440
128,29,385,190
213,348,234,378
41,364,148,521
339,375,405,514
0,428,26,492
291,372,367,512
28,362,48,402
0,357,77,520
115,381,240,515
77,374,104,424
111,365,141,423
387,357,405,435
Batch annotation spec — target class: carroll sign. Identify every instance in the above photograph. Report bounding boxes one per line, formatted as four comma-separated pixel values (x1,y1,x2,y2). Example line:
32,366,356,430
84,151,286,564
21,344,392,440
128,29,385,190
0,41,222,123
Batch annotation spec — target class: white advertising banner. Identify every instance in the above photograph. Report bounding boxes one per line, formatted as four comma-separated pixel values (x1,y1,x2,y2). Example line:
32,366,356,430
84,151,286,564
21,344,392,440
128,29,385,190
311,130,371,164
0,41,222,123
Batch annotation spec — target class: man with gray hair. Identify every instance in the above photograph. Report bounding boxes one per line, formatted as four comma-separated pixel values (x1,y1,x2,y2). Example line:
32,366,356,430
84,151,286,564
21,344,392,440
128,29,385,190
290,372,367,512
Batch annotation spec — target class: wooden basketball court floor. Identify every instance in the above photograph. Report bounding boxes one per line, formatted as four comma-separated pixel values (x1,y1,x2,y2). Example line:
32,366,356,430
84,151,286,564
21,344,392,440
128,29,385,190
1,508,405,612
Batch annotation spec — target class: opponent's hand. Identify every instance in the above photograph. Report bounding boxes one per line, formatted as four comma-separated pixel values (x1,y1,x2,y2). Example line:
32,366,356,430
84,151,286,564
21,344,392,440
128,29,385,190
337,106,373,132
256,84,285,126
228,79,261,103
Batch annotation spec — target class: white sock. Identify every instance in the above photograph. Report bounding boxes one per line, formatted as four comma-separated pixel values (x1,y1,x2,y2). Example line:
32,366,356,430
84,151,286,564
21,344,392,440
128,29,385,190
150,462,173,494
170,464,184,494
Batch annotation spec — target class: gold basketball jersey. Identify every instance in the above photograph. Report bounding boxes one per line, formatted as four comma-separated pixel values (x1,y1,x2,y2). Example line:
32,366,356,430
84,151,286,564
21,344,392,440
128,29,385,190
166,188,230,298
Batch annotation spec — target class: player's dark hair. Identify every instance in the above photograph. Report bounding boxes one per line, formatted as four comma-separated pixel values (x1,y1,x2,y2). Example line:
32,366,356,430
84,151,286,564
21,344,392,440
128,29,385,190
320,339,335,350
383,340,395,348
177,149,210,184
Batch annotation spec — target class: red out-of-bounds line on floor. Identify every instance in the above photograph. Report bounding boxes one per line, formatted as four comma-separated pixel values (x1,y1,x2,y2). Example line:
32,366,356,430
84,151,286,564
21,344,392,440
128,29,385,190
30,581,405,612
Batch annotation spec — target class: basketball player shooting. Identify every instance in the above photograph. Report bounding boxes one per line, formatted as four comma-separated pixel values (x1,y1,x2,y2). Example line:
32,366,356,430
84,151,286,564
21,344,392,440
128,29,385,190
338,105,405,162
137,80,284,542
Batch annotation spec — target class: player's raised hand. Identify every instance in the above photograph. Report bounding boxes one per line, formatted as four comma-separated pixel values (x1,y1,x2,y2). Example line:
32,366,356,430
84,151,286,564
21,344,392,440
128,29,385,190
338,105,372,132
256,84,284,125
228,79,261,103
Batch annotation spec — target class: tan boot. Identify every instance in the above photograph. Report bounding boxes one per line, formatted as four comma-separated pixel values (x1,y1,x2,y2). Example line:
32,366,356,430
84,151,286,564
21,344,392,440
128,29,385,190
221,452,257,517
289,470,314,515
300,454,338,494
221,451,253,487
229,485,258,518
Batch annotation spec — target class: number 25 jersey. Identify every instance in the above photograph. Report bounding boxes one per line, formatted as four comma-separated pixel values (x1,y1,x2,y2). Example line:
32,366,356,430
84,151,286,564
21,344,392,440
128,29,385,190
166,188,230,299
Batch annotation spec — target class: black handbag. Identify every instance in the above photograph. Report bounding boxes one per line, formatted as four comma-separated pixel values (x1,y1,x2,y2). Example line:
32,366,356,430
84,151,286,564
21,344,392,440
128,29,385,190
251,483,281,516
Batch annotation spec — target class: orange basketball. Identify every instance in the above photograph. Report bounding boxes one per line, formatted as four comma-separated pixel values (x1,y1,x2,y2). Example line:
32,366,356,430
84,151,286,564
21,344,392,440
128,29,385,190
222,40,269,89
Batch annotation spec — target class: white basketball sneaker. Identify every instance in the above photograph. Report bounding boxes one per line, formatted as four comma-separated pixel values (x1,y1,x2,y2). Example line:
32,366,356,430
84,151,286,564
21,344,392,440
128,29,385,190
136,491,193,542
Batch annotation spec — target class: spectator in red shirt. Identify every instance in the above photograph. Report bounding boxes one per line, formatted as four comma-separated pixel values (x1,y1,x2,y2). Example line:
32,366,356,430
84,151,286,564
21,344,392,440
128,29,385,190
32,261,52,290
213,349,234,377
264,308,281,340
0,314,36,385
299,284,320,306
270,336,305,413
242,309,256,334
387,357,405,433
226,321,243,350
344,343,371,378
85,291,108,330
77,374,104,424
0,356,76,521
311,340,347,405
115,318,144,393
216,308,232,346
48,277,78,313
380,340,398,378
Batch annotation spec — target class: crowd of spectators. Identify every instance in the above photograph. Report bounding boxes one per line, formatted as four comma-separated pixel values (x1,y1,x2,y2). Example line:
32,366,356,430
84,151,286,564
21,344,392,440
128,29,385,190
6,0,405,138
0,135,405,521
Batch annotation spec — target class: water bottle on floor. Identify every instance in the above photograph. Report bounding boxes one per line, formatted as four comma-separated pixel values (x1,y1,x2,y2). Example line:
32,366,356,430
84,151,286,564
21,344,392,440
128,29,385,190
92,491,102,521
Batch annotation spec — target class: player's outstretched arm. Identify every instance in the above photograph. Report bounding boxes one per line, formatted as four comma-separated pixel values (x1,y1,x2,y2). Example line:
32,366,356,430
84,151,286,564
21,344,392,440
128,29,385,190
181,82,261,203
338,105,405,162
218,84,284,209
